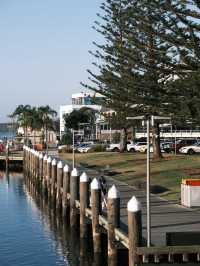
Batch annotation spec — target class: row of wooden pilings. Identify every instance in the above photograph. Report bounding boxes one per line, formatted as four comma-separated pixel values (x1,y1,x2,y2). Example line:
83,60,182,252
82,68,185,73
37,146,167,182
23,146,142,266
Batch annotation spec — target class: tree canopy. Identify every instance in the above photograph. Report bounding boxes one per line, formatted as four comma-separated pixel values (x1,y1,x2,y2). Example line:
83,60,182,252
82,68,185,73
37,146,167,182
83,0,200,158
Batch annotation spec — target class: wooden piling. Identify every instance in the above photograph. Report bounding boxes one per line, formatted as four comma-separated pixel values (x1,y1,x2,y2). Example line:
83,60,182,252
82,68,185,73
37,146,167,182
43,155,48,198
51,158,57,208
57,161,63,213
91,178,102,253
80,172,89,239
5,143,9,172
29,149,33,180
127,196,142,266
32,150,35,180
27,148,31,177
107,185,120,266
70,168,79,227
39,153,43,191
33,150,37,182
63,164,70,217
35,151,40,188
23,146,26,173
47,156,52,198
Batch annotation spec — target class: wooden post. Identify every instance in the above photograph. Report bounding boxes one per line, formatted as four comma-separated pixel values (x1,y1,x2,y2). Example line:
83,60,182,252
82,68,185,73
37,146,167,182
32,150,36,181
29,149,33,180
63,164,70,217
57,161,63,214
31,149,33,178
127,196,142,266
91,178,102,253
39,153,43,192
35,151,40,188
107,185,120,266
23,146,26,173
51,158,57,208
80,172,89,239
70,168,79,227
33,150,37,183
43,154,48,198
47,156,52,198
5,142,9,172
27,147,30,177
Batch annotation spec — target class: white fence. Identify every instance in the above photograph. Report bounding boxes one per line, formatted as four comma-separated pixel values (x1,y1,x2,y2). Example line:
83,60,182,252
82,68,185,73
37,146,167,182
136,130,200,139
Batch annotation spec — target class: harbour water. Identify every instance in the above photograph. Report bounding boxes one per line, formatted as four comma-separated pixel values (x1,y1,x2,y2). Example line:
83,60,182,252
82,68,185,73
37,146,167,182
0,172,94,266
0,130,16,141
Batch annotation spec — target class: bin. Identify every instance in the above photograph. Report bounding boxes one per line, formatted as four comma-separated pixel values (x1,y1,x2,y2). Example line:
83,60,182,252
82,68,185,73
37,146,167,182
181,179,200,207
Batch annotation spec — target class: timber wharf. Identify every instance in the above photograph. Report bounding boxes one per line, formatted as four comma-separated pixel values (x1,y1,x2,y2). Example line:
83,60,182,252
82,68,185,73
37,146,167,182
23,146,200,265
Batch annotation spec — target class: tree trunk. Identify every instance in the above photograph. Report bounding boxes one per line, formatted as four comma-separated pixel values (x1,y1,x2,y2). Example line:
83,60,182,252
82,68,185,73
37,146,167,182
152,123,162,160
120,127,127,152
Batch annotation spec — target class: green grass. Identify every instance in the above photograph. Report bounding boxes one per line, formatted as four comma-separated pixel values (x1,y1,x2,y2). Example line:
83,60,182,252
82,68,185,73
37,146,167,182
60,152,200,202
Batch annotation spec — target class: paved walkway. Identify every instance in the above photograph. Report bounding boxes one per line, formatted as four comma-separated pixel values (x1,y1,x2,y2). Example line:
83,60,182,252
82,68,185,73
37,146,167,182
57,156,200,246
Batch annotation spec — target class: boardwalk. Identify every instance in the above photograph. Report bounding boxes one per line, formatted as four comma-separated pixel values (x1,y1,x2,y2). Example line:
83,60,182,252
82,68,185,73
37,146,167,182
71,162,200,246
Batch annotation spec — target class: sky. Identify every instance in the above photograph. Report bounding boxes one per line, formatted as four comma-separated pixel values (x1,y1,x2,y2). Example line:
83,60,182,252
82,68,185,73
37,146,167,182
0,0,102,122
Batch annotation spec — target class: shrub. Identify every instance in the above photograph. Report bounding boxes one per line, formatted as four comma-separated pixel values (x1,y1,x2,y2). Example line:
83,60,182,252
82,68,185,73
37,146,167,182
60,130,73,145
89,144,106,152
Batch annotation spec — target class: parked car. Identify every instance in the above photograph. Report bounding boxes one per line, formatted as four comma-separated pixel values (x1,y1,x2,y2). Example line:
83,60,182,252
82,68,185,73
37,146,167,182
169,139,197,153
76,143,94,153
106,140,134,152
139,142,172,153
179,143,200,155
127,142,147,152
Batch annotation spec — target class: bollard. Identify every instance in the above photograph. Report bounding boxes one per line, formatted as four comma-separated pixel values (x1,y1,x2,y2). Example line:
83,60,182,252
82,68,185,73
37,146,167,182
57,161,63,214
107,185,120,266
70,168,79,227
51,158,57,208
80,172,89,239
127,196,142,266
47,156,52,198
91,178,102,253
43,155,48,198
63,164,70,217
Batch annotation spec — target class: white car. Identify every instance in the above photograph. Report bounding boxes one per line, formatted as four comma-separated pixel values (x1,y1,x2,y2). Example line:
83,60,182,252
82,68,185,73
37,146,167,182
139,142,172,153
179,143,200,155
127,142,147,152
77,143,93,153
106,143,120,152
106,140,134,152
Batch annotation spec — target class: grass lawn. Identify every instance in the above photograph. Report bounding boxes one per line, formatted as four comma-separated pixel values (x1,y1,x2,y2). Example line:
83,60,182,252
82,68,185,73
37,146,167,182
59,151,200,202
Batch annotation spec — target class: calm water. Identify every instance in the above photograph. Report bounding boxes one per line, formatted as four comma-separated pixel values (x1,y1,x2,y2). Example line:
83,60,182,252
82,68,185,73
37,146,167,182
0,172,81,266
0,130,15,140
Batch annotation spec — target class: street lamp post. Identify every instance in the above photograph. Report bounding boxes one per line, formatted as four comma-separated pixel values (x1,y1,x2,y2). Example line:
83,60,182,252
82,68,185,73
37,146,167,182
127,115,170,247
72,129,75,169
146,117,151,247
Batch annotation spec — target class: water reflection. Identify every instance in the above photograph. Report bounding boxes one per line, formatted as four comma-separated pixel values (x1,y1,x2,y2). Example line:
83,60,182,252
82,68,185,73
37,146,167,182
24,174,106,266
0,172,121,266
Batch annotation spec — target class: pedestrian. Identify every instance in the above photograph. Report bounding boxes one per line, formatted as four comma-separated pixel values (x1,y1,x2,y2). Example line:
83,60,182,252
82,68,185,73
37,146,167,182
99,176,107,210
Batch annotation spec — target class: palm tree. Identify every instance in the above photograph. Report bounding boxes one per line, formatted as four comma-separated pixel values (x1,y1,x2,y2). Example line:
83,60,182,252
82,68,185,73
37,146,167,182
10,105,33,145
37,105,57,151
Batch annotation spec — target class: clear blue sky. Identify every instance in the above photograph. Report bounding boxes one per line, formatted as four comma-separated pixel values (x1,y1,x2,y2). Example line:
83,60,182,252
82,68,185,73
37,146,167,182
0,0,102,122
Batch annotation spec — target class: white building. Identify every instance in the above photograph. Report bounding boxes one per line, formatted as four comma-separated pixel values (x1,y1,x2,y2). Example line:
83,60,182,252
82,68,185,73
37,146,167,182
60,92,103,137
